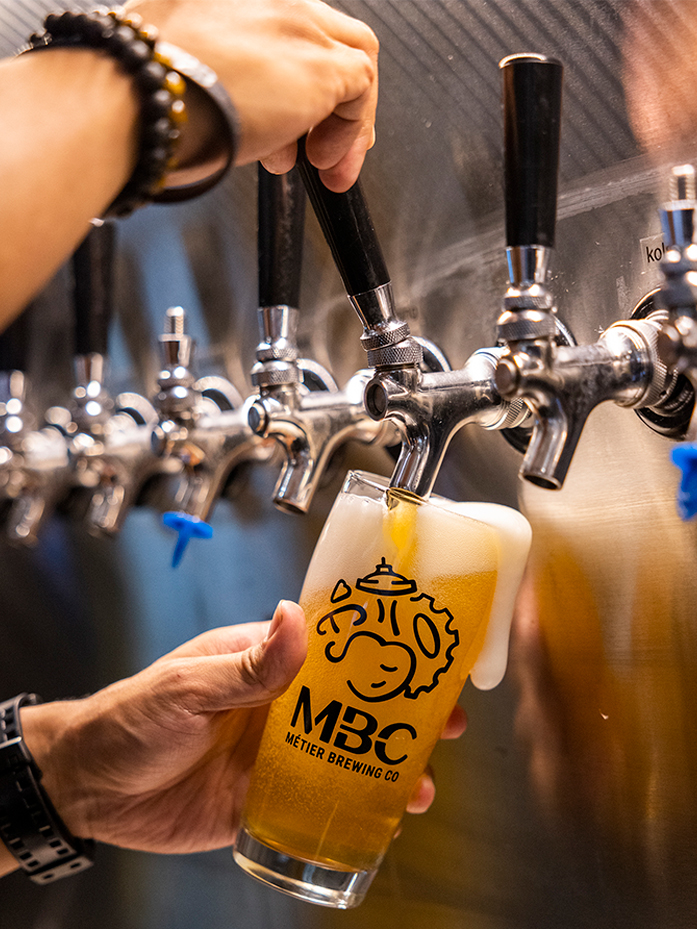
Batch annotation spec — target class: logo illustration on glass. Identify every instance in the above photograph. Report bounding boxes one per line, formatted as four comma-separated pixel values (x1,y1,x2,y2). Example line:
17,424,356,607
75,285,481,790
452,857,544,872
316,558,460,703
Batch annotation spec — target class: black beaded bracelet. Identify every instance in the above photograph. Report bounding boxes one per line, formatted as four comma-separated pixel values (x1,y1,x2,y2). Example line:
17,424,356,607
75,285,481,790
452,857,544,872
24,8,188,217
0,694,95,883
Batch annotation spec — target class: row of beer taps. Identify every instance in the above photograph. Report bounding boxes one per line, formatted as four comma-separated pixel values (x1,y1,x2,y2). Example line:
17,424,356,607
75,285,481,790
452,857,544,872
2,54,697,564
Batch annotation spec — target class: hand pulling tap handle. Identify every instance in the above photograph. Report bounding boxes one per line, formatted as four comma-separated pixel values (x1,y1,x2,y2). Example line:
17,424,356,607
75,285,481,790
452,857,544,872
500,54,563,254
71,221,116,358
296,136,421,368
295,135,389,296
258,165,305,309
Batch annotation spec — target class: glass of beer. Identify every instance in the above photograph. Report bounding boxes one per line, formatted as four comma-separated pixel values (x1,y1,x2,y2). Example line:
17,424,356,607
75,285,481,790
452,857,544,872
234,470,531,908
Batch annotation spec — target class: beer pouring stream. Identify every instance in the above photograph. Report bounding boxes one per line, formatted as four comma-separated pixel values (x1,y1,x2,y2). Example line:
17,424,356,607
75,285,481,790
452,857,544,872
297,138,537,498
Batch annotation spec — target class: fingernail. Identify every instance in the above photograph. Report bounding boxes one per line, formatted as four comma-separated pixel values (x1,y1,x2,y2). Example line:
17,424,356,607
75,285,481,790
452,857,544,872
265,601,286,641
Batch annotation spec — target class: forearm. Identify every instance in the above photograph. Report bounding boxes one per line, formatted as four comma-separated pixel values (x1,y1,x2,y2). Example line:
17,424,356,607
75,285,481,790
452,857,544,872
0,50,139,329
0,0,378,330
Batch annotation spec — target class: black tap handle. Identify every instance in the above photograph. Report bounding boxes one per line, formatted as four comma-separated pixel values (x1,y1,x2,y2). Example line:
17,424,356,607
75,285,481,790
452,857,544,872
72,221,116,357
296,136,389,296
0,308,30,373
501,54,563,250
258,164,306,308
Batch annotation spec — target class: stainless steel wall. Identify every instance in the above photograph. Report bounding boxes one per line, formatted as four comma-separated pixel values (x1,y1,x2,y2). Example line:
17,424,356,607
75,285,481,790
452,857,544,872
2,1,697,927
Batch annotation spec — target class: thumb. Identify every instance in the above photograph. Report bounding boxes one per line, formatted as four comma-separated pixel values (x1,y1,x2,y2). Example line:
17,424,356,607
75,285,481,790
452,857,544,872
146,601,308,717
229,600,308,707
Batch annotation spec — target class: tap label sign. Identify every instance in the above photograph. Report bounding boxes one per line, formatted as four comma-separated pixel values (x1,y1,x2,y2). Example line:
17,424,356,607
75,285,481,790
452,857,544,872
641,232,667,273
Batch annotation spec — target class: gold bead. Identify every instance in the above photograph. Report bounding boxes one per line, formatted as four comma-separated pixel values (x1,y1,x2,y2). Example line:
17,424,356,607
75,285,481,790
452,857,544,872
140,24,158,46
164,70,187,98
122,12,143,30
170,99,188,125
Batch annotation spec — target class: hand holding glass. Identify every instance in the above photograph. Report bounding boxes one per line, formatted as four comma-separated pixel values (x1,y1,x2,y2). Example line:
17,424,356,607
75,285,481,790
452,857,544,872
234,471,531,907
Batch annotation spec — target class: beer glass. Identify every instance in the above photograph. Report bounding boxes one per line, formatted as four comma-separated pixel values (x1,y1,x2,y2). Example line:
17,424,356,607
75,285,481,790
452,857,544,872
234,470,531,908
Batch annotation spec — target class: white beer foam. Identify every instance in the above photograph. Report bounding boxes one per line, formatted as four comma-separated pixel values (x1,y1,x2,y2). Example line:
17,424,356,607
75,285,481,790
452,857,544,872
304,491,386,591
405,496,499,580
306,484,497,592
447,501,532,690
304,474,532,692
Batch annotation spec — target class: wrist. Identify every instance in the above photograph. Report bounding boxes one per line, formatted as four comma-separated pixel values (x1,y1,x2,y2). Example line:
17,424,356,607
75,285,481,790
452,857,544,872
23,10,188,217
0,696,94,883
147,40,238,202
21,700,92,842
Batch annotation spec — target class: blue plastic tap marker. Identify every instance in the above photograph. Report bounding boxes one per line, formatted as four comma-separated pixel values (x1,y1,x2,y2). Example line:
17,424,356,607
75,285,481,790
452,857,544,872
162,511,213,568
671,443,697,520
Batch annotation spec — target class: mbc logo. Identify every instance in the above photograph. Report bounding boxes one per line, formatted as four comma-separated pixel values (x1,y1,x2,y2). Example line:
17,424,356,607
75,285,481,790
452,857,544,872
290,685,416,765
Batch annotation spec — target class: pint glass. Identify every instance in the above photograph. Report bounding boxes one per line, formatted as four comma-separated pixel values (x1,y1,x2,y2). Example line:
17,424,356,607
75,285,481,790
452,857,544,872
234,471,531,908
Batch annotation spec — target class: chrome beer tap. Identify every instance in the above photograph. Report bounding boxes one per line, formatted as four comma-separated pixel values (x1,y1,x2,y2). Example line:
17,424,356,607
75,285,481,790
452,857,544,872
248,164,397,514
653,165,697,517
4,222,170,542
494,54,673,490
151,303,274,565
0,311,37,506
656,165,697,424
296,141,530,498
0,308,70,543
60,222,175,537
67,221,148,534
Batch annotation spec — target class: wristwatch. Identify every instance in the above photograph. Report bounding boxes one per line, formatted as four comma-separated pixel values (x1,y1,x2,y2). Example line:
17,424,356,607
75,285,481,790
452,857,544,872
0,693,95,883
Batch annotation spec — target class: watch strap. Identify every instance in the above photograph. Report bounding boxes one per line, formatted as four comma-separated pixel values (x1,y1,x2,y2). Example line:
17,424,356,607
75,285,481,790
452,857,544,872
0,693,95,883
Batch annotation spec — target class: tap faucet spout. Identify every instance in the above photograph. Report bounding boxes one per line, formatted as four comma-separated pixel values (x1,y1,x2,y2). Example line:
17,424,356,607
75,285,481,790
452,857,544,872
498,317,671,488
66,222,172,537
365,349,530,496
152,304,271,537
0,302,72,545
250,164,399,512
250,370,395,512
494,55,677,489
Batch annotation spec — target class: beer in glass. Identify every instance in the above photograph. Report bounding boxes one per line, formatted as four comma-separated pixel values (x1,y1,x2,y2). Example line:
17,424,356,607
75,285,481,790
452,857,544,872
234,470,531,907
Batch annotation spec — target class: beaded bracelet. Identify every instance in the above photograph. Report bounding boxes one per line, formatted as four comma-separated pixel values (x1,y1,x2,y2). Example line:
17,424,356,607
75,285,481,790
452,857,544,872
24,8,189,217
